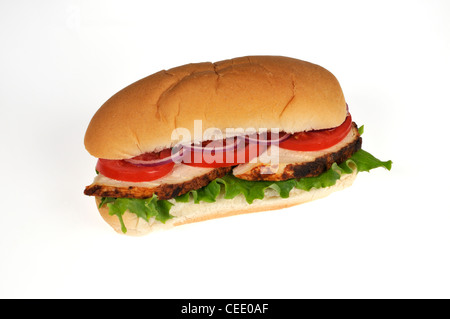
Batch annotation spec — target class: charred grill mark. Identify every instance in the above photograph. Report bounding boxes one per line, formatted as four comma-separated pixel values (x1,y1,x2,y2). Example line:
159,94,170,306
289,135,361,179
84,166,232,200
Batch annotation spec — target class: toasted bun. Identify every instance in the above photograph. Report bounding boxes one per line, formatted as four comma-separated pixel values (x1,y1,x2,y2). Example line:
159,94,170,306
95,170,357,236
85,56,347,159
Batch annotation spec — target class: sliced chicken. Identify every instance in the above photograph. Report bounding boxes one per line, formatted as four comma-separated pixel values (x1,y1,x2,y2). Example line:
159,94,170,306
84,165,231,200
232,123,361,181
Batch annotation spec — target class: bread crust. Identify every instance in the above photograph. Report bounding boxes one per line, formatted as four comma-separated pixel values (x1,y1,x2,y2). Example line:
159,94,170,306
85,56,347,159
95,170,357,236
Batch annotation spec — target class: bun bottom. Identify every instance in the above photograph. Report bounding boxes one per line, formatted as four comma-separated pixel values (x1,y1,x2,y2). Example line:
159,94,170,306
95,171,357,236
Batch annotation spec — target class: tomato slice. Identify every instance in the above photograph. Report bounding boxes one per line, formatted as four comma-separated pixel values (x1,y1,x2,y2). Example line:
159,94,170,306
182,139,266,168
96,149,175,182
279,114,353,151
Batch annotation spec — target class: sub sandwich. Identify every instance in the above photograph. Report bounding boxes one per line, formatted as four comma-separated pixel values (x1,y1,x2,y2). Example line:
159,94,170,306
84,56,392,235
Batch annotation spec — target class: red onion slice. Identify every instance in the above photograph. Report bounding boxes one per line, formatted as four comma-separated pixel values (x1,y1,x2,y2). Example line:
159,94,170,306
182,137,244,153
124,148,183,167
245,131,291,145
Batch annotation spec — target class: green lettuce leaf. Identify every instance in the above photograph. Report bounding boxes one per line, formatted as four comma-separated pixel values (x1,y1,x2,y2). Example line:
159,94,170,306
217,175,297,204
358,125,364,135
347,149,392,172
175,179,222,204
295,162,343,191
175,149,392,205
99,194,174,234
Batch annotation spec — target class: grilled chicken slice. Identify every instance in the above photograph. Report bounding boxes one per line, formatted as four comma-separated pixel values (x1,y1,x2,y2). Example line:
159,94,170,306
232,123,361,181
84,165,231,200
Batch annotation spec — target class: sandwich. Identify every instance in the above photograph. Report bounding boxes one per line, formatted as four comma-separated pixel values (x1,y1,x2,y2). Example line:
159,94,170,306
83,55,392,236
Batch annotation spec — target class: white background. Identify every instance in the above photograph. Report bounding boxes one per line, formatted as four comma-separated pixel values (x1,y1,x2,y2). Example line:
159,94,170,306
1,0,449,299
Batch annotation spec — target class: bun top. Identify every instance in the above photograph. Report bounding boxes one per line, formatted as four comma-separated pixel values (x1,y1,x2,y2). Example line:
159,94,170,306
85,56,347,159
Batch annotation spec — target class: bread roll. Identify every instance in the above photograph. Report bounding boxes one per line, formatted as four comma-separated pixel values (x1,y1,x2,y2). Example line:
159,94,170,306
85,56,346,159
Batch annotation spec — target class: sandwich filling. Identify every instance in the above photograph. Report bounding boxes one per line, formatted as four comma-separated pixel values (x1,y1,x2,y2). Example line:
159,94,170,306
84,119,392,233
85,123,361,198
